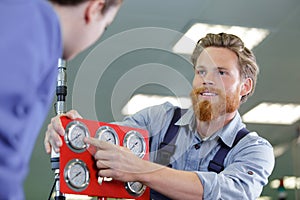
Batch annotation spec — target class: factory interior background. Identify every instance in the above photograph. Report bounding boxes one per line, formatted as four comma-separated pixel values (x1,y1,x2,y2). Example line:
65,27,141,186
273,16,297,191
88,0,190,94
25,0,300,199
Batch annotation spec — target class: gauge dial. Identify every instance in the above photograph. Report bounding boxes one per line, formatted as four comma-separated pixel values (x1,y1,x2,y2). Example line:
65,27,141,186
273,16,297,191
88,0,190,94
95,126,119,145
125,181,146,197
123,130,146,158
65,121,89,152
64,159,90,191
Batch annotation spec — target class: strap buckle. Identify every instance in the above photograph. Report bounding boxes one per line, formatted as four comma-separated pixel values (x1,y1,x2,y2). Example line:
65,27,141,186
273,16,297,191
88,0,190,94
208,160,224,173
155,143,176,166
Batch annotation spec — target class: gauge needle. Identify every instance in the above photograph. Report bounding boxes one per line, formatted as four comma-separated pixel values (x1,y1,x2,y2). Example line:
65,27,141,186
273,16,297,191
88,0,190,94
71,133,82,141
72,171,82,180
106,138,111,142
130,142,138,150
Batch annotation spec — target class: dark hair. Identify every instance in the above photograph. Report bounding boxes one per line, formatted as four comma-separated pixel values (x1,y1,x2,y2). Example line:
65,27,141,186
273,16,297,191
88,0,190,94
49,0,86,5
49,0,122,13
191,33,259,103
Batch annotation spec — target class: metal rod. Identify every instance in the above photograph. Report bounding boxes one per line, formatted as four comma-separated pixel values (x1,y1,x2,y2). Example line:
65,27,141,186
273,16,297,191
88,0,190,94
51,58,67,200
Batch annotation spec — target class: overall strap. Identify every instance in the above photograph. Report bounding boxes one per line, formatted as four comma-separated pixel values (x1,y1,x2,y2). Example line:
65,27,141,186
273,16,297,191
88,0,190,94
208,128,250,173
155,107,187,166
151,107,187,200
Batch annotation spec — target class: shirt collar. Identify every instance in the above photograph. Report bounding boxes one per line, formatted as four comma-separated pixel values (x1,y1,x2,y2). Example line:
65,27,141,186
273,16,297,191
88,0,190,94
175,107,195,129
214,112,245,147
175,108,245,147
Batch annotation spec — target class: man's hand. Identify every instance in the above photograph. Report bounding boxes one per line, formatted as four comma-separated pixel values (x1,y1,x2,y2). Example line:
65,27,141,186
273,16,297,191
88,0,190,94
44,109,83,154
84,137,150,182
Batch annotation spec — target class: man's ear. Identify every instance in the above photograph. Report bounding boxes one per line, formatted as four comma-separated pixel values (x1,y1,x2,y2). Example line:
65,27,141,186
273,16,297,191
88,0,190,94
84,0,105,24
240,78,253,96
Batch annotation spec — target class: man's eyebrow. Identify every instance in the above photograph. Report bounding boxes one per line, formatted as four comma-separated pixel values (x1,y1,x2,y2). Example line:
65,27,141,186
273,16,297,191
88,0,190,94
217,67,228,70
194,65,205,69
195,65,227,70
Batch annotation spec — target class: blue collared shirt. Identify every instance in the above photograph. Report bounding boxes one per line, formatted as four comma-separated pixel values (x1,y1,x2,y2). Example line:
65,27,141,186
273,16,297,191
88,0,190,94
119,102,275,199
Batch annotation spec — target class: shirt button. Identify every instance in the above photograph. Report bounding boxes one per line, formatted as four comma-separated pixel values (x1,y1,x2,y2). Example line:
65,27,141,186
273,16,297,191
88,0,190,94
247,171,254,175
194,143,200,150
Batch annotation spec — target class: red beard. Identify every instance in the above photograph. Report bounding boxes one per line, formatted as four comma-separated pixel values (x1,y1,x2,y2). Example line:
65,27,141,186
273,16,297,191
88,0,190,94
190,87,240,122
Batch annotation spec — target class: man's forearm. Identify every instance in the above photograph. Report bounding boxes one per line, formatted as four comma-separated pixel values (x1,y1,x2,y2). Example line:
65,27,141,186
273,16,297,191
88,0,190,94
137,161,203,200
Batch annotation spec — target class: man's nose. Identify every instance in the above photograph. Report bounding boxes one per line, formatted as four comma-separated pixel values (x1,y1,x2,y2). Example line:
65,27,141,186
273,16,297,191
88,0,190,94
202,72,215,85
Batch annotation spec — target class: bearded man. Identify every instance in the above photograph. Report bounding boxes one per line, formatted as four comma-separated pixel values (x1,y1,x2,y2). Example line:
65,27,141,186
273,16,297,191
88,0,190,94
45,33,274,200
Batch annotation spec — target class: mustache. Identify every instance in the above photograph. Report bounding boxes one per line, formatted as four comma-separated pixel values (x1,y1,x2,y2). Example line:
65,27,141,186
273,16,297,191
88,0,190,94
191,87,222,95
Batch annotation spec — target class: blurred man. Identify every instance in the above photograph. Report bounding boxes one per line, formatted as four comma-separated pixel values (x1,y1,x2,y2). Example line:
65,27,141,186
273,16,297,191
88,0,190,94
0,0,122,199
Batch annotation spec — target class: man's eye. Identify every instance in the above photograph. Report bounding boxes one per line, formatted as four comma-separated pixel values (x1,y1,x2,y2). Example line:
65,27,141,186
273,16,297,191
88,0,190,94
197,70,206,75
219,70,226,75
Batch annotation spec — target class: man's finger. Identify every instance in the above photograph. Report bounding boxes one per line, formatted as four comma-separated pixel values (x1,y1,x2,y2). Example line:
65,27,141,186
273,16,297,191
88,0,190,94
44,135,51,154
84,137,102,148
66,110,83,119
84,137,111,150
51,117,65,136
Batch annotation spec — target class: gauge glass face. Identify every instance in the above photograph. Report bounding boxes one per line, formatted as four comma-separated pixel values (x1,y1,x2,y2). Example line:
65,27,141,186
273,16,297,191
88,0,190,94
65,121,89,152
96,126,119,145
65,159,89,191
125,181,146,197
124,131,146,158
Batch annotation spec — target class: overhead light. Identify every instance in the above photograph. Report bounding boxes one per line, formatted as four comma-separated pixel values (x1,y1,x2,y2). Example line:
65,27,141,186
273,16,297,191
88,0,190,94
242,102,300,125
173,22,270,55
122,94,191,115
257,197,272,200
270,176,300,189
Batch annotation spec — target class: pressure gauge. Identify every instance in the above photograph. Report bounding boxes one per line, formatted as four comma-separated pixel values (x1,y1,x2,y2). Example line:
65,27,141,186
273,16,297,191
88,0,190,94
64,159,90,191
123,130,146,158
125,181,146,197
65,121,90,153
95,126,119,145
